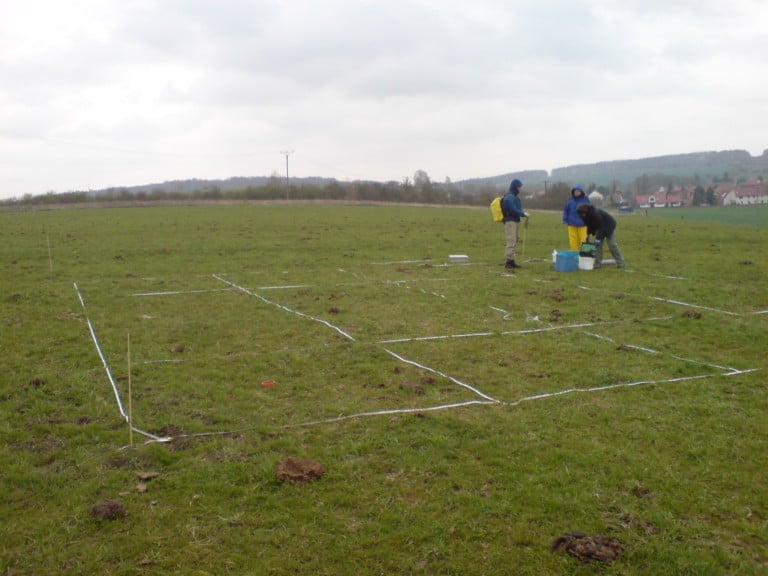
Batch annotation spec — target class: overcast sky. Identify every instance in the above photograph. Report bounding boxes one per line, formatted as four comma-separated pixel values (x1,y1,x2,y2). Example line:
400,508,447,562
2,0,767,199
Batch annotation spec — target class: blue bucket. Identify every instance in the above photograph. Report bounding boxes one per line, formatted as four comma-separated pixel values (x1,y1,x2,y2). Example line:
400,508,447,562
555,250,579,272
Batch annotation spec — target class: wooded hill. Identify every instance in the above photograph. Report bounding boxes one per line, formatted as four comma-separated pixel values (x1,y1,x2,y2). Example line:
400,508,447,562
4,148,767,207
72,148,768,196
460,149,768,192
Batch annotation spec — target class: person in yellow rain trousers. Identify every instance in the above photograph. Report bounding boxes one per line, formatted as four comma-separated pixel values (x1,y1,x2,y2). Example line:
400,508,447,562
562,184,590,250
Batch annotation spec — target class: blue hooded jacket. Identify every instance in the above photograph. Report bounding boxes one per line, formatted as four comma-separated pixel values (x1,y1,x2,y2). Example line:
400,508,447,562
563,186,590,226
502,179,527,223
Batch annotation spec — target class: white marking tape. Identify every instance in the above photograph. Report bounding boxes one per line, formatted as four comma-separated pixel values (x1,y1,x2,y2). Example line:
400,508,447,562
257,284,314,290
83,267,760,445
213,275,356,341
379,320,627,344
419,288,447,299
133,285,312,297
579,285,747,317
649,296,740,316
381,348,500,403
381,331,494,344
281,400,497,428
507,374,713,405
373,259,433,265
127,364,759,445
335,279,450,288
74,282,173,443
134,359,185,366
581,331,739,372
505,368,759,407
648,273,687,280
74,283,127,421
120,400,497,446
132,288,234,297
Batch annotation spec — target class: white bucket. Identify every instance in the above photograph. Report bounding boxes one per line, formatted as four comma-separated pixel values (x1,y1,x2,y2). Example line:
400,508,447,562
578,256,595,270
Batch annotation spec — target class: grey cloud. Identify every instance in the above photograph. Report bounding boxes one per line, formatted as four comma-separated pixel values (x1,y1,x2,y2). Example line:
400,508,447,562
1,0,767,197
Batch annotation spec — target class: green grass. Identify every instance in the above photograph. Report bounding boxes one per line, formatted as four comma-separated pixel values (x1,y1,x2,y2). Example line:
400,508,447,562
1,204,766,575
641,204,768,228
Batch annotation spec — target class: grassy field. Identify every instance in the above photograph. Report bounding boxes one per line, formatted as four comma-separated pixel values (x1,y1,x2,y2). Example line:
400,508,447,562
639,204,768,228
1,203,766,575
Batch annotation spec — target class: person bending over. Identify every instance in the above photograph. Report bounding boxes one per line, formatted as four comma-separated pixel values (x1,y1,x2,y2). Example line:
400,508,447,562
576,204,625,269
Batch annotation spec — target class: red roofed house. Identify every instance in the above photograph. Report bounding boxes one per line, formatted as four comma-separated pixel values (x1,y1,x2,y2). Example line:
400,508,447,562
633,186,688,208
720,180,768,206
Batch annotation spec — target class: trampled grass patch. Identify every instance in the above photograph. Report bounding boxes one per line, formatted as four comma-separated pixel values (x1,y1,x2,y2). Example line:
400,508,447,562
1,203,766,575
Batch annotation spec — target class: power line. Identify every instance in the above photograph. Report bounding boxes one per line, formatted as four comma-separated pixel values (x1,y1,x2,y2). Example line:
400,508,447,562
279,150,294,199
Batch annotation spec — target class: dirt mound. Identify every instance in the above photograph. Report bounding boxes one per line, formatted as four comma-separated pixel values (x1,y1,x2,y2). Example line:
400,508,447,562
90,499,126,521
276,458,325,485
551,531,623,563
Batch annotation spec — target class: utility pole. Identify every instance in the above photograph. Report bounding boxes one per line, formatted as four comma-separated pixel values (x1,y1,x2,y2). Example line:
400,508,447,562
279,150,294,199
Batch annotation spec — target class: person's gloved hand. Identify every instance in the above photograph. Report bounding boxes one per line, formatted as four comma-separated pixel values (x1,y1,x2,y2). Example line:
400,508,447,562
593,240,602,247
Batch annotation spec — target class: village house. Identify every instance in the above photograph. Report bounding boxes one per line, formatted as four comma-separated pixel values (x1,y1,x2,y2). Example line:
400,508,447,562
717,180,768,206
633,186,688,208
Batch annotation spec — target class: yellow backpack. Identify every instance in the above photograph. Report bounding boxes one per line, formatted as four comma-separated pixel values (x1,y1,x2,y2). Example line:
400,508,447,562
490,196,504,222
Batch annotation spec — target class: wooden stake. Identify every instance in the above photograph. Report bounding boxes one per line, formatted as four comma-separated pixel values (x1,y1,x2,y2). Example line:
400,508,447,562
46,233,53,271
127,333,133,447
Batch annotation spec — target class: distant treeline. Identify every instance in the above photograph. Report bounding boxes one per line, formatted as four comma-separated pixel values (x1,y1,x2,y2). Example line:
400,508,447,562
0,176,751,212
4,148,766,210
1,179,510,210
